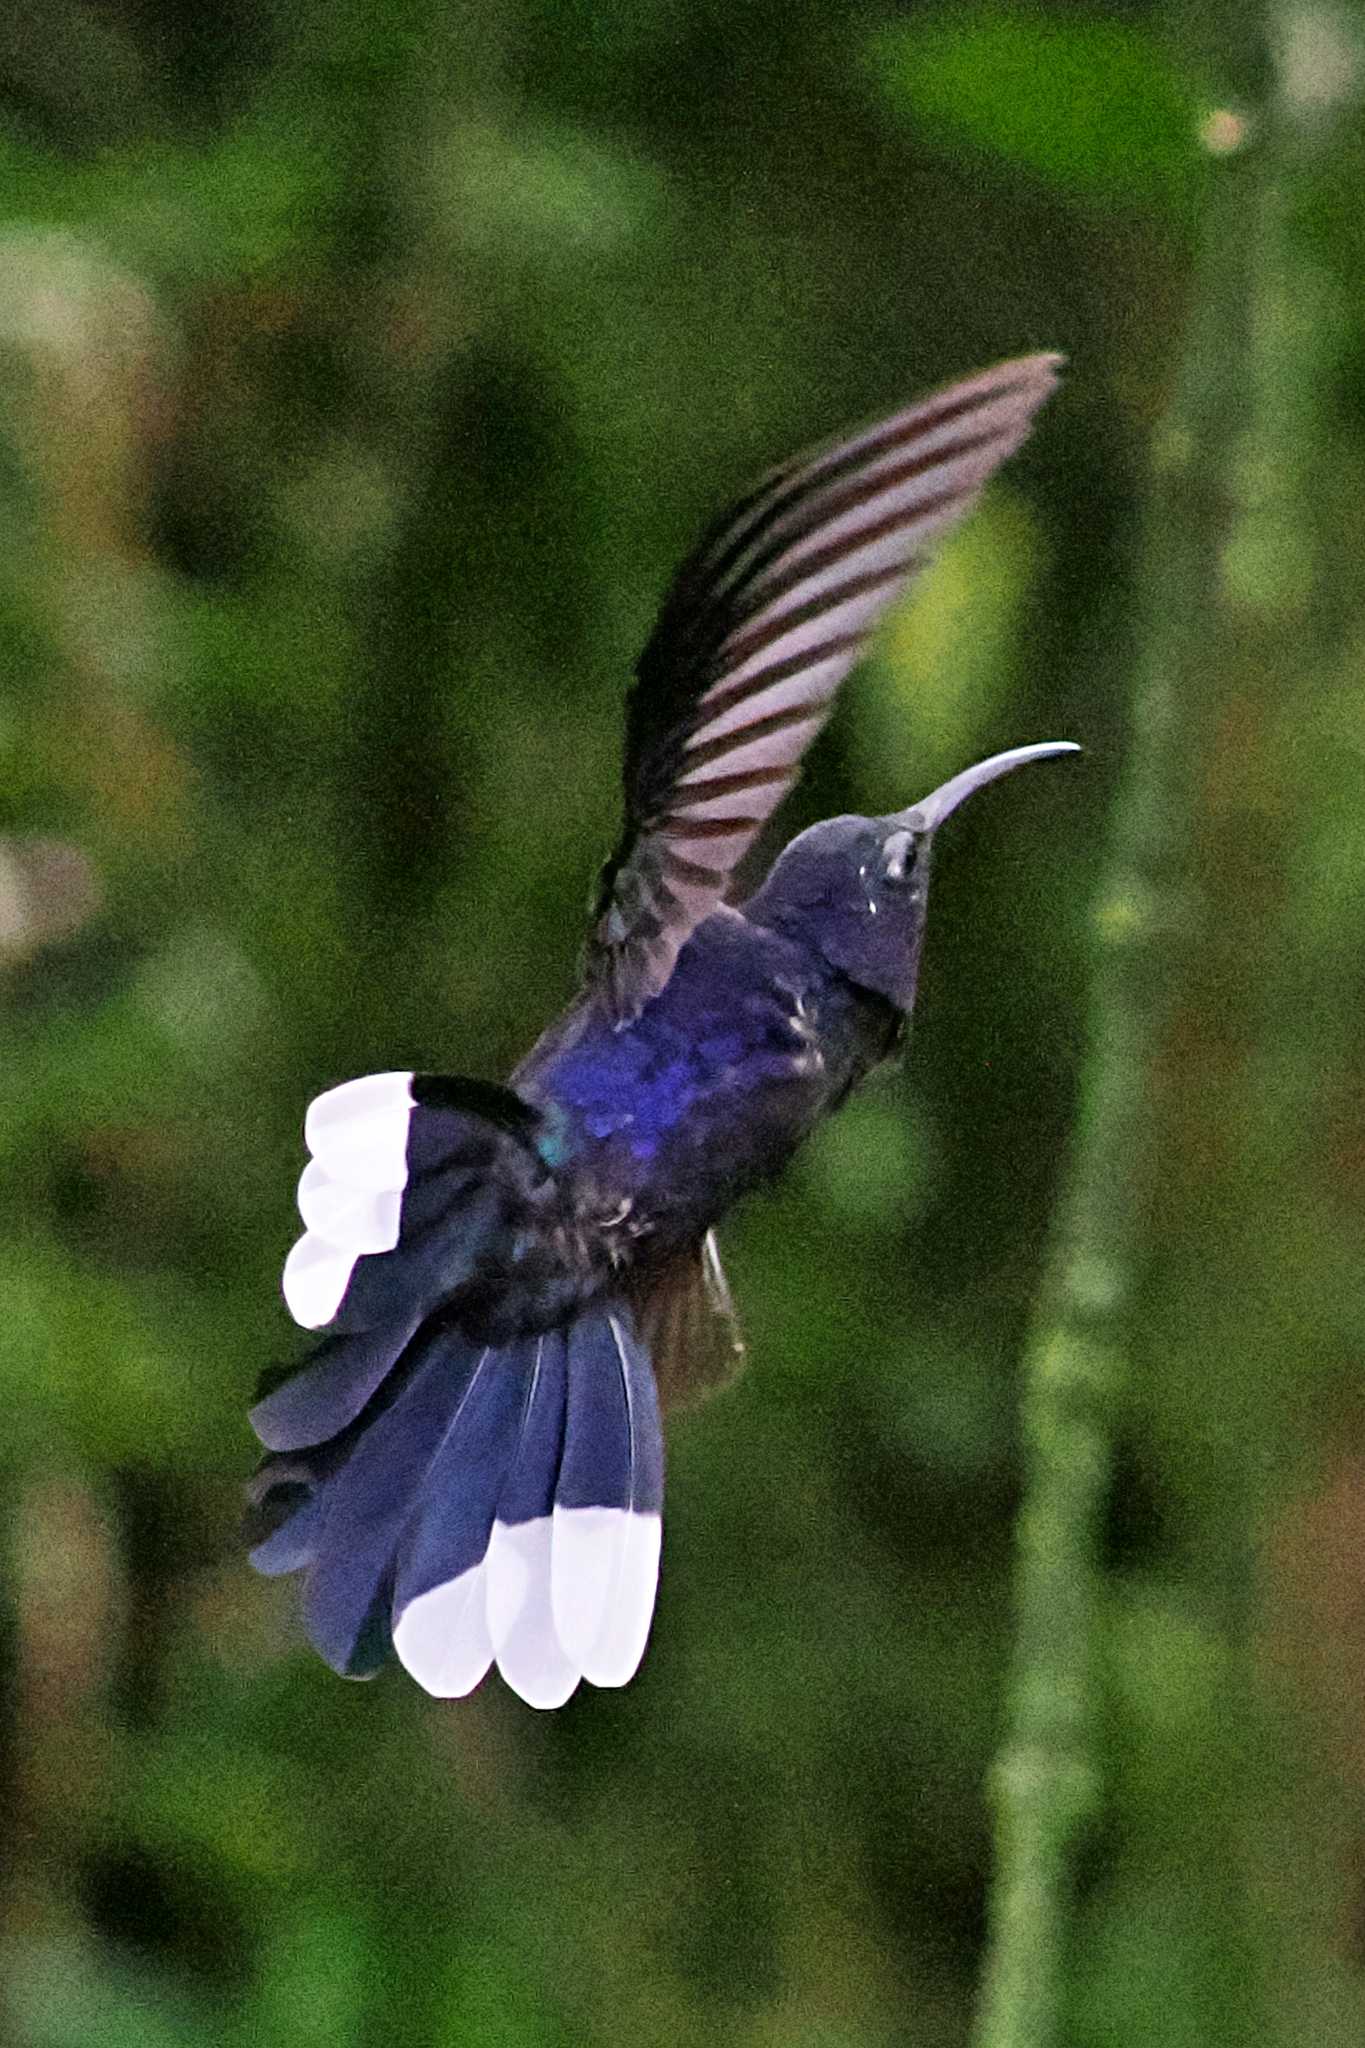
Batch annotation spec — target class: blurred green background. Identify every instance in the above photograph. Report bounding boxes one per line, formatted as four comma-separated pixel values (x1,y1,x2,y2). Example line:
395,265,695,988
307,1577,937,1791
4,2,1365,2043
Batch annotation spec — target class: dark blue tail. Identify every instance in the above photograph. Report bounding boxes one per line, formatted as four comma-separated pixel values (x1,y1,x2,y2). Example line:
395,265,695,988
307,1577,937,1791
247,1301,664,1707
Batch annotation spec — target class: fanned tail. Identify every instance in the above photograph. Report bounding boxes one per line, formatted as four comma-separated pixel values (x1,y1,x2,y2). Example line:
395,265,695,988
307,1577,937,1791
247,1301,664,1706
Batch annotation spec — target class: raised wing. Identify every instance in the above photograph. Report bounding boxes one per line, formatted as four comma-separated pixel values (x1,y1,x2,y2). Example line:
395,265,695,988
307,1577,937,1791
585,353,1063,1022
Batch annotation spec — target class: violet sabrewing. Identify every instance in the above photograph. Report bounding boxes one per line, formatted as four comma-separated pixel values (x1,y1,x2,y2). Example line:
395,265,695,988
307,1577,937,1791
247,353,1078,1707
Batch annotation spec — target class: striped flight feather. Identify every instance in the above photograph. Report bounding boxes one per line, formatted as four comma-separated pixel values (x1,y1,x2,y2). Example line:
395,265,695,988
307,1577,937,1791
659,812,764,839
692,629,866,734
587,353,1062,1022
720,481,971,645
661,848,725,888
674,761,795,798
685,372,1048,624
707,421,1017,615
664,780,774,825
681,703,830,779
716,559,910,673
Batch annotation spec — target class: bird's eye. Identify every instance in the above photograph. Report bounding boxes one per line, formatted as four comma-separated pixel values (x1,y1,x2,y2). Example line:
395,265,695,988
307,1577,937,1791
882,831,916,883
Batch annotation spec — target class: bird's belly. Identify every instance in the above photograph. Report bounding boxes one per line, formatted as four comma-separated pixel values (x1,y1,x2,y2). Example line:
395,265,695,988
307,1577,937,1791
618,1056,827,1239
527,976,896,1258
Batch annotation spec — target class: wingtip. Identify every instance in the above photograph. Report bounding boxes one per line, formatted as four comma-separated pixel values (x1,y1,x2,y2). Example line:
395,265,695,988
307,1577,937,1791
968,350,1066,409
904,351,1064,443
996,350,1067,406
1008,348,1066,380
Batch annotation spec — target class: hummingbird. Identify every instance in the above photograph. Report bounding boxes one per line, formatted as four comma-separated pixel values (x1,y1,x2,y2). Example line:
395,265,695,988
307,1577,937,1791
247,353,1076,1708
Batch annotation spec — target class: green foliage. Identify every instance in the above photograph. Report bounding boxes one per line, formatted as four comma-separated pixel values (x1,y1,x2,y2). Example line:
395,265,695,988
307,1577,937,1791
869,9,1207,223
853,493,1044,804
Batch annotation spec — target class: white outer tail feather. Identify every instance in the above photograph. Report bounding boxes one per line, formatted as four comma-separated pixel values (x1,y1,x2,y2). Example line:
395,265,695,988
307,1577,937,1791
283,1071,414,1328
392,1506,662,1708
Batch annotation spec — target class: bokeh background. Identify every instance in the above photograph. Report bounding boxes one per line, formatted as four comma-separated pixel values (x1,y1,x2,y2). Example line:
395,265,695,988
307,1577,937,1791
4,2,1365,2043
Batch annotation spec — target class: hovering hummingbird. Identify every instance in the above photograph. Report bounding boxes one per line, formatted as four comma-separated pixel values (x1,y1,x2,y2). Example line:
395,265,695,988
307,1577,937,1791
247,353,1076,1707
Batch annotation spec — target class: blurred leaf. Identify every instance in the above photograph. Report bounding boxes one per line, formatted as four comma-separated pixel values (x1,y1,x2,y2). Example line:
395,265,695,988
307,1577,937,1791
1076,1875,1263,2048
436,1940,564,2047
0,1245,192,1462
115,1727,317,1888
797,1081,940,1232
868,10,1206,223
851,487,1042,803
6,1937,216,2048
0,117,341,294
242,1902,372,2048
429,120,662,270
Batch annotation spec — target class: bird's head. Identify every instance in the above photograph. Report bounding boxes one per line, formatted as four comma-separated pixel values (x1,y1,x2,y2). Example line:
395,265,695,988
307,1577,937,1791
744,741,1079,1011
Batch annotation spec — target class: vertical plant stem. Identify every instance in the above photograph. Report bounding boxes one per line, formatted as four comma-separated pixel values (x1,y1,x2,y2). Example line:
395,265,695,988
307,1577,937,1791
971,20,1277,2048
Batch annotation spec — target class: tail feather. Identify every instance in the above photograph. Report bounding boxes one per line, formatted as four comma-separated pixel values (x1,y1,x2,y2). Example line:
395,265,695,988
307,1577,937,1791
387,1343,531,1698
585,1313,663,1688
281,1070,568,1337
251,1302,665,1705
484,1334,579,1709
244,1460,325,1577
302,1332,490,1676
250,1315,421,1453
552,1311,663,1685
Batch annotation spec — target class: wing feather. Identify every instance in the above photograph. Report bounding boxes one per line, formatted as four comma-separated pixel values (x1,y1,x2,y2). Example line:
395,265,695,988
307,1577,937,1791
629,1231,745,1413
586,353,1063,1022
